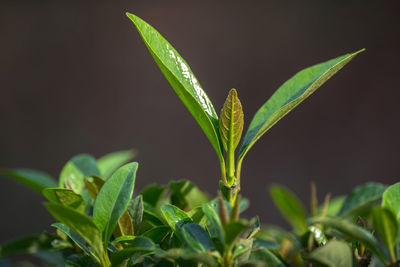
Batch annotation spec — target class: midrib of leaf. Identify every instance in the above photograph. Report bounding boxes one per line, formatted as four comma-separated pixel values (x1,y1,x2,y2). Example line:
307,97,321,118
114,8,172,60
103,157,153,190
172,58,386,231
238,50,363,161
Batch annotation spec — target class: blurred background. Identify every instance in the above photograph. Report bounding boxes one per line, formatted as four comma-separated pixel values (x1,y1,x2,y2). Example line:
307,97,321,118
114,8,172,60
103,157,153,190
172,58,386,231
1,0,400,243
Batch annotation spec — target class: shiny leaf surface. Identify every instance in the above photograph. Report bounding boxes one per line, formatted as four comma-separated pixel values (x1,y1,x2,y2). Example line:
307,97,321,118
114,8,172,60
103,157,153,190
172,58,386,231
160,204,192,231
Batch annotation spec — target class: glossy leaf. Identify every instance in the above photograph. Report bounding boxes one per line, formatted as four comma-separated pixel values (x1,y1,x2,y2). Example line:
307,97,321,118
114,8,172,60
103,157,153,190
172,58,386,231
382,182,400,220
339,182,387,217
307,240,352,267
42,188,85,213
45,203,103,260
372,206,398,262
238,49,364,160
93,162,138,243
129,195,144,235
269,184,307,233
84,176,105,200
310,216,387,264
160,204,192,231
169,180,209,210
59,154,100,193
0,168,57,194
0,233,58,258
97,149,137,178
126,13,224,162
202,203,224,243
309,225,327,246
182,223,214,252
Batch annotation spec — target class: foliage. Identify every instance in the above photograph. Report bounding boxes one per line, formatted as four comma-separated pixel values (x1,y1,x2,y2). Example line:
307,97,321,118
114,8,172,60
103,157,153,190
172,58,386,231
2,12,397,267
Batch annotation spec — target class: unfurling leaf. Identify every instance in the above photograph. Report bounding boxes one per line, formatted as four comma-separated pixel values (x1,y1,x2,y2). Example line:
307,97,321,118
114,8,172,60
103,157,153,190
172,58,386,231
219,88,244,152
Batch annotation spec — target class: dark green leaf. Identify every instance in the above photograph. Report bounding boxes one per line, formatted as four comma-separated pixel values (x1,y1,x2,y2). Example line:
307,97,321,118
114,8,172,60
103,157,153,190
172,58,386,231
129,195,144,235
0,233,58,258
0,168,57,194
247,217,260,239
372,206,398,262
225,220,248,248
182,223,214,252
97,149,137,178
141,184,167,207
310,216,387,264
155,248,217,267
93,162,138,243
249,248,283,267
269,184,307,233
238,49,364,160
202,203,225,243
339,182,387,217
45,203,103,260
169,180,209,210
42,188,85,213
59,154,100,193
160,204,193,231
306,240,352,267
110,237,155,266
143,202,164,226
233,238,253,263
65,254,99,267
126,13,224,163
141,226,171,244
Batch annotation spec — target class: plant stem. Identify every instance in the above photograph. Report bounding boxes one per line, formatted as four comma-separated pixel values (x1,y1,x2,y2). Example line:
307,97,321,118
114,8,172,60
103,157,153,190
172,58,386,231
219,156,228,186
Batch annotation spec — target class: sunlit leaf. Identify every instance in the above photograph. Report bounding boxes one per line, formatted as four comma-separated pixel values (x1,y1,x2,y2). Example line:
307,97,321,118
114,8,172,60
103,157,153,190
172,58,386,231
97,149,137,178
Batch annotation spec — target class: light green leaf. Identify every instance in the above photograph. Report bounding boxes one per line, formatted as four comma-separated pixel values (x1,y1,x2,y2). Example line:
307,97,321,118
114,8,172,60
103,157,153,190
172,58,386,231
126,13,224,163
339,182,387,217
97,149,137,178
202,203,224,243
310,216,388,264
59,154,100,193
269,184,307,233
307,240,352,267
372,206,398,262
0,168,57,194
42,188,85,213
238,49,364,161
160,204,192,231
382,182,400,220
318,195,346,216
45,203,103,261
182,223,214,252
93,162,138,243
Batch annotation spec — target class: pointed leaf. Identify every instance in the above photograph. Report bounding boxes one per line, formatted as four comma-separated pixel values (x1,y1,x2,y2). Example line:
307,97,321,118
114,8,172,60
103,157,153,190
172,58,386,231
42,188,85,213
307,240,352,267
93,162,138,243
45,203,103,259
126,13,223,161
169,180,209,210
224,220,248,248
128,195,144,235
0,168,57,194
182,223,214,252
219,88,244,152
382,182,400,220
59,154,100,193
160,204,192,231
97,149,137,178
269,184,307,233
372,206,398,261
114,211,134,237
141,225,171,244
202,203,225,243
239,49,364,160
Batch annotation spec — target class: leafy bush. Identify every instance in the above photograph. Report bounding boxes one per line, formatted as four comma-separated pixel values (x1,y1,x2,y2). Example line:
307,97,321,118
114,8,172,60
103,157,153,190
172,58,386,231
2,13,397,267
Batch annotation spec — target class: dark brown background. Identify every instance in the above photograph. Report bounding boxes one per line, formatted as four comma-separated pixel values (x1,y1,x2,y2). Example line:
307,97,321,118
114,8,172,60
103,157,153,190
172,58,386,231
1,0,400,243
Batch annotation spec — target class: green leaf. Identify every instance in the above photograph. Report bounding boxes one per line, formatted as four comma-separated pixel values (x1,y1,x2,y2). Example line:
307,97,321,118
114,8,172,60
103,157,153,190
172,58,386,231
310,216,388,264
249,248,284,267
42,188,85,213
52,222,96,260
97,149,137,178
160,204,193,231
141,225,171,244
140,183,167,207
143,202,164,226
0,233,58,258
269,184,307,233
129,195,144,235
382,182,400,220
65,254,99,267
224,220,248,248
318,195,346,216
372,206,398,262
93,162,138,243
202,203,224,243
110,237,155,266
309,225,327,246
238,49,364,160
155,248,217,267
182,223,214,252
306,240,352,267
126,13,224,163
233,238,253,263
0,168,57,194
59,154,100,193
114,211,134,237
188,206,206,225
84,176,105,200
45,203,103,260
169,180,209,210
339,182,387,217
247,217,261,239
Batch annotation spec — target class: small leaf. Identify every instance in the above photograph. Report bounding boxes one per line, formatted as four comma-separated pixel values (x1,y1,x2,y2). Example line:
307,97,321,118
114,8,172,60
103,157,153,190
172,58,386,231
129,195,144,235
202,203,225,243
382,182,400,220
93,162,138,243
318,195,345,216
45,203,103,261
59,154,100,193
0,233,58,258
42,188,85,213
126,13,224,164
238,49,364,161
247,217,261,239
160,204,192,231
309,225,327,246
114,211,134,237
182,223,214,252
372,206,398,262
269,184,307,233
0,168,57,194
339,182,387,217
169,180,209,210
97,149,137,178
306,240,352,267
84,176,105,200
310,216,387,264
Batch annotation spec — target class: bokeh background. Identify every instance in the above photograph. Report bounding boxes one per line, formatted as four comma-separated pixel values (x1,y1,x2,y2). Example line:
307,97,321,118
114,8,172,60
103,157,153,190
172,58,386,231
1,0,400,243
